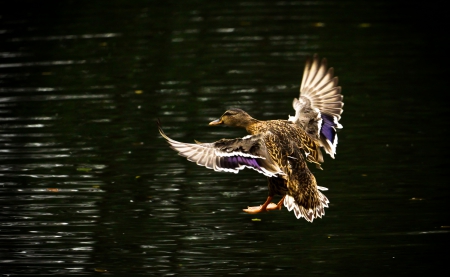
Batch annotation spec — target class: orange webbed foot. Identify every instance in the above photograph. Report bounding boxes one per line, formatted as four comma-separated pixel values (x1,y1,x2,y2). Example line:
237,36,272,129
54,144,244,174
265,195,285,211
243,196,285,214
265,202,282,211
243,203,277,214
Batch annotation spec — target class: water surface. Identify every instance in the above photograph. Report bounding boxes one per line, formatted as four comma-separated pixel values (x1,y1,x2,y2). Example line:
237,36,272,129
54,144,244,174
1,0,448,276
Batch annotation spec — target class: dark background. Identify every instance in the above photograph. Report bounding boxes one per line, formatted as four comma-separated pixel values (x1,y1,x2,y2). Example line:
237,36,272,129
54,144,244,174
1,1,448,276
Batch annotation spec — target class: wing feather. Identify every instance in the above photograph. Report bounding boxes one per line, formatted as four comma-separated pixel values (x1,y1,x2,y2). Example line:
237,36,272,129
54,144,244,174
158,123,284,177
290,54,344,158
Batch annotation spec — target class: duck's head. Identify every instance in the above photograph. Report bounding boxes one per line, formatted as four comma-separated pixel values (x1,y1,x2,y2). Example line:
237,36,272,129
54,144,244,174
209,108,256,128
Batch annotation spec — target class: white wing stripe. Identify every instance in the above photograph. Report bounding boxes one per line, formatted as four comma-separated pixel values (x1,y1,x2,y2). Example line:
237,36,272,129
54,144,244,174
215,150,264,159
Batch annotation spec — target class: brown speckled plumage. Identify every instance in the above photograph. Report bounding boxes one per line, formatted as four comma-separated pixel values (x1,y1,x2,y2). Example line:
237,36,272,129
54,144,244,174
158,55,343,221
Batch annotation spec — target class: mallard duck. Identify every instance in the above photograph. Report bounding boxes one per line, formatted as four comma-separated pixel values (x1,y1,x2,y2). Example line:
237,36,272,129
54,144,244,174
158,54,343,221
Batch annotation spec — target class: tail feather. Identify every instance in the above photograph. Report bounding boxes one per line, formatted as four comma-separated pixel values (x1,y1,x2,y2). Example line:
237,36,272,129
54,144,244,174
283,192,329,222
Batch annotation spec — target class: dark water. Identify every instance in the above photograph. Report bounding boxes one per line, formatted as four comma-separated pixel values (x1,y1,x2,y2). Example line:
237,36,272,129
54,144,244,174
1,1,448,276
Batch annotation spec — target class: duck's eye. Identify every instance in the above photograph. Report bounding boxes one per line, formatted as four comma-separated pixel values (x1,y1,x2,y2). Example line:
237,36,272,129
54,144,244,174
223,111,232,116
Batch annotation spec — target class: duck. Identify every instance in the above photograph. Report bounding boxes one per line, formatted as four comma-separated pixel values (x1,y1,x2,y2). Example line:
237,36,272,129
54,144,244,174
158,54,343,221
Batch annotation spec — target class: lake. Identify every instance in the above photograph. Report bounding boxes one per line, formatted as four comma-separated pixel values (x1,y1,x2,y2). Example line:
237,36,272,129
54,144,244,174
0,0,448,276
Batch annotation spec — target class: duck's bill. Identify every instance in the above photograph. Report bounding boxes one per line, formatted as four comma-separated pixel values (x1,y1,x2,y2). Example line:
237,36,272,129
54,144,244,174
209,118,223,126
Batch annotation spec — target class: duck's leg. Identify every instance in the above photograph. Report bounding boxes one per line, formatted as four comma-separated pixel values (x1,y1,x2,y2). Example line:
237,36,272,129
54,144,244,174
265,195,286,211
243,196,274,214
243,177,287,214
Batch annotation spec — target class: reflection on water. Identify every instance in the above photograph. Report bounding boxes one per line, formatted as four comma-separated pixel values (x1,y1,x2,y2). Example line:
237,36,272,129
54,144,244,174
1,0,448,276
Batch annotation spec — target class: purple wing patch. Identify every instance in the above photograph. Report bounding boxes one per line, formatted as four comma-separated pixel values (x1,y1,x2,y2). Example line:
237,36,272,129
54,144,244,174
321,114,337,143
220,155,262,171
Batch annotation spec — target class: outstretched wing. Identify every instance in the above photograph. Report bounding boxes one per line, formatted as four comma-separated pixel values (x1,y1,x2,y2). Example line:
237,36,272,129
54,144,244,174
158,123,284,177
289,54,344,158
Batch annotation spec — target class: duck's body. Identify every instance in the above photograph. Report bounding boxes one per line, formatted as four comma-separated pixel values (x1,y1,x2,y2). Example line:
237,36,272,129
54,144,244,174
244,118,329,220
158,55,343,221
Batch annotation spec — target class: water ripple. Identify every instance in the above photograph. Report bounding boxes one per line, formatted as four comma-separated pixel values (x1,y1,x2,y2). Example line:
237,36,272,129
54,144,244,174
0,59,100,68
0,94,111,102
9,33,122,42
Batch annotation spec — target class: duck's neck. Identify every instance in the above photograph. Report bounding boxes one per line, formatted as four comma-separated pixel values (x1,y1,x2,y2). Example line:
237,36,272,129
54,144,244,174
245,119,262,135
